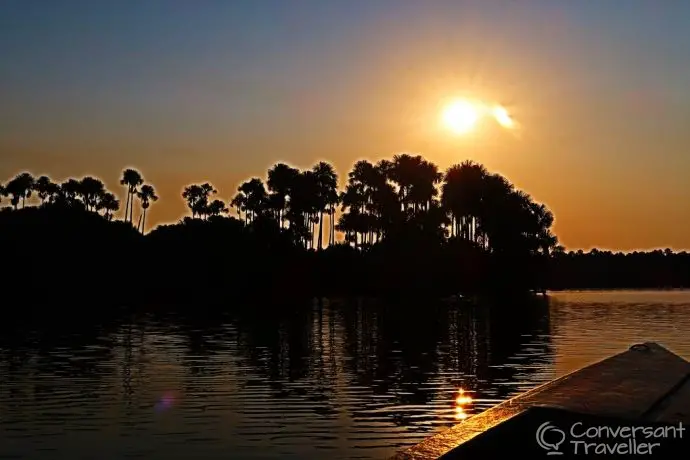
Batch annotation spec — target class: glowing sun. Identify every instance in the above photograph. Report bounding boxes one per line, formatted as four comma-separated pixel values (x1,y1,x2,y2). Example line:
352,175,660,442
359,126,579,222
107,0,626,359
441,98,517,134
442,99,480,134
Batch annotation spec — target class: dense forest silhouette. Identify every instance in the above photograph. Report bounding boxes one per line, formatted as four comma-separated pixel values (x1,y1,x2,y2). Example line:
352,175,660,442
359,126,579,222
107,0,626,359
0,154,688,309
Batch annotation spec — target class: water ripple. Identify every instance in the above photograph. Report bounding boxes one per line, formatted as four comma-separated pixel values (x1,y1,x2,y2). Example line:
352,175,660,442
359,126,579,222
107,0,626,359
1,291,689,459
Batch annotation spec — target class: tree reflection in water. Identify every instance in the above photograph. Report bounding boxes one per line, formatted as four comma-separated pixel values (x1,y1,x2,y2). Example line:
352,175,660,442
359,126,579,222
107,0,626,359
0,297,555,460
228,296,555,433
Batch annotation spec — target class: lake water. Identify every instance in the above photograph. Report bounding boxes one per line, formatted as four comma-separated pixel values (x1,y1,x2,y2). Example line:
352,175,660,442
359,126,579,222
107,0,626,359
1,291,689,460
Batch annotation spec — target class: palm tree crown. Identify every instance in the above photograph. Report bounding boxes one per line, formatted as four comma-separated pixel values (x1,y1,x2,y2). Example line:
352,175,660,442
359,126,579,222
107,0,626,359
120,168,144,224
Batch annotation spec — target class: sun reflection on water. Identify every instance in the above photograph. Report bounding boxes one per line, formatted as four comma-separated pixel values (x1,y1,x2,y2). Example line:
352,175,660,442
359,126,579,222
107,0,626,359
454,388,473,420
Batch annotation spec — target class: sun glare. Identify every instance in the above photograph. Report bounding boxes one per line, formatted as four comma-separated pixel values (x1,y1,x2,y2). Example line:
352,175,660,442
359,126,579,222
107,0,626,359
442,99,480,135
492,105,514,129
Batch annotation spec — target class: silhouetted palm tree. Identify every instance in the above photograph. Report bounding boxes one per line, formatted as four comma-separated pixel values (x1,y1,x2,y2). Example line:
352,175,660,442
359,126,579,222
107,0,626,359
312,161,339,250
182,183,216,219
59,178,82,207
229,192,246,221
410,158,442,213
476,173,514,251
34,175,60,204
79,176,106,211
338,160,395,247
136,184,158,233
389,153,418,211
267,163,299,229
231,178,267,224
4,172,35,209
120,169,143,224
528,201,557,255
442,161,487,240
288,170,320,248
96,191,119,220
207,199,228,217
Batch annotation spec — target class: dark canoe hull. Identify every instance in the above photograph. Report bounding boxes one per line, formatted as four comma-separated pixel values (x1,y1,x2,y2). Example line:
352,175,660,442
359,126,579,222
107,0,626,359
392,342,690,459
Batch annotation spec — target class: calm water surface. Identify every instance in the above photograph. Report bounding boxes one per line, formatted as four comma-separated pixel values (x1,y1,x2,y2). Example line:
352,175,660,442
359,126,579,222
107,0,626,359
1,291,689,459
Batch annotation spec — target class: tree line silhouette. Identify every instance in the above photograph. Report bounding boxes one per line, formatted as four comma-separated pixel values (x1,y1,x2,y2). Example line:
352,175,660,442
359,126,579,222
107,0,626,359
550,247,690,289
0,168,156,232
0,153,688,309
0,155,558,252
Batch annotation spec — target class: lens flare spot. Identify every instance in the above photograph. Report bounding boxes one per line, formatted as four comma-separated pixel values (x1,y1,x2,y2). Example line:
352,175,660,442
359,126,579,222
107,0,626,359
492,105,515,129
155,391,178,412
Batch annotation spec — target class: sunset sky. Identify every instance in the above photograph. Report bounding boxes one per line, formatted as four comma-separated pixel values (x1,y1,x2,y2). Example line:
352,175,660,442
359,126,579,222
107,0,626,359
2,0,689,250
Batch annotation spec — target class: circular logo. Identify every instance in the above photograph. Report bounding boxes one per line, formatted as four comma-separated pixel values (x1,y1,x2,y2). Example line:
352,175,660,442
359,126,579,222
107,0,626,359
536,421,566,455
